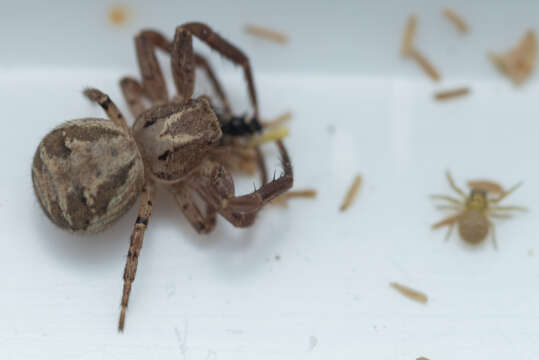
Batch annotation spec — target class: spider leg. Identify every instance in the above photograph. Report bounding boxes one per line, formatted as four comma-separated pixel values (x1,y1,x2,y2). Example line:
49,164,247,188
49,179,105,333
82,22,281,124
83,88,129,133
491,181,523,204
171,183,217,234
489,213,513,219
172,22,259,119
488,219,498,250
431,194,463,206
119,180,155,332
255,146,268,185
432,213,460,230
133,30,233,113
120,77,147,119
219,140,292,213
436,204,461,211
135,30,171,105
489,205,528,212
446,171,467,199
445,221,455,241
193,141,292,227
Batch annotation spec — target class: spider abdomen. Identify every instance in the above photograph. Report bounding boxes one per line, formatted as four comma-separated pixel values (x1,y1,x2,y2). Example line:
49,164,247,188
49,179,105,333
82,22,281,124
458,209,489,244
32,118,145,233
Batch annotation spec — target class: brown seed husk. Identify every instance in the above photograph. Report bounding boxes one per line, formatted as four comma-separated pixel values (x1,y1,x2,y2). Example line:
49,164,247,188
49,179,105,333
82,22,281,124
340,175,362,212
489,30,537,85
410,49,441,82
245,24,288,44
443,8,468,34
390,282,428,304
401,15,418,57
434,87,470,101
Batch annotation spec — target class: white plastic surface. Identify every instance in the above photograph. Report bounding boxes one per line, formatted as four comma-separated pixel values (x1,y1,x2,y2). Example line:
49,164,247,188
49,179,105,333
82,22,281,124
1,1,539,359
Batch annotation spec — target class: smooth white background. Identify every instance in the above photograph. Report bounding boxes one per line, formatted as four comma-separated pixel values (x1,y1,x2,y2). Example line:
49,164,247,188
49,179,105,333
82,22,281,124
1,0,539,359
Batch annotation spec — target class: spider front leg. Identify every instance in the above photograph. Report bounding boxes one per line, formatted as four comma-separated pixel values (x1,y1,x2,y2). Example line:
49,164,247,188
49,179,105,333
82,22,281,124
132,30,232,112
194,141,292,227
119,180,155,332
135,30,171,104
432,213,460,241
172,22,259,119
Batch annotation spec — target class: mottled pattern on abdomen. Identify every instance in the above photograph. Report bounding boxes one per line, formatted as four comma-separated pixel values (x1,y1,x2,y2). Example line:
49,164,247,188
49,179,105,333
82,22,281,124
458,209,489,244
32,118,145,233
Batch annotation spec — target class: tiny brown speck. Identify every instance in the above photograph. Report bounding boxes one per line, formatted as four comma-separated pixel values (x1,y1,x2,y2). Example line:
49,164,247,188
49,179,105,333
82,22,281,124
108,4,131,26
390,282,428,304
275,255,281,261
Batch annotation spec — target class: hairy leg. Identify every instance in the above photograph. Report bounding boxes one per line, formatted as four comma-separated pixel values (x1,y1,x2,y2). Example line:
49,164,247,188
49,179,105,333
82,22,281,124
119,180,156,332
192,141,292,227
172,22,259,119
255,146,268,185
135,30,171,104
83,88,129,133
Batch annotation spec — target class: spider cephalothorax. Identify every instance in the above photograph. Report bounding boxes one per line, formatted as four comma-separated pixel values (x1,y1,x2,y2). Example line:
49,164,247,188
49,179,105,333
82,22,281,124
133,97,222,182
32,22,293,332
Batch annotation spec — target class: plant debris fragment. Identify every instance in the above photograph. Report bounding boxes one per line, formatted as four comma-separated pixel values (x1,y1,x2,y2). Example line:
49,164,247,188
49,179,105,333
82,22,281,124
434,87,470,101
340,175,362,212
443,8,468,34
489,30,537,85
390,282,428,304
245,24,288,44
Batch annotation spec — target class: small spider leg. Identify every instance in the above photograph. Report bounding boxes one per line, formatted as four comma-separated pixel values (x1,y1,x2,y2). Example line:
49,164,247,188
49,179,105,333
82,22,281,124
436,204,461,211
489,205,528,212
172,23,259,119
432,213,460,230
83,88,129,133
446,171,467,199
430,194,463,206
171,183,217,234
491,182,524,204
217,140,293,213
135,30,172,105
119,180,156,332
488,213,513,219
445,221,455,241
488,219,498,250
120,77,147,118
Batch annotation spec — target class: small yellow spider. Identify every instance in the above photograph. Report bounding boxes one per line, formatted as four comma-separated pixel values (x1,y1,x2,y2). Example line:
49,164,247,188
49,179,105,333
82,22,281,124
431,172,527,249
